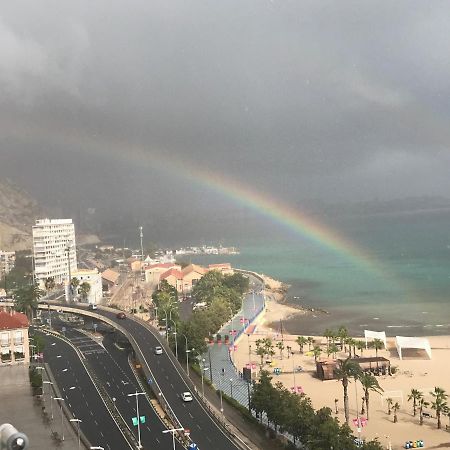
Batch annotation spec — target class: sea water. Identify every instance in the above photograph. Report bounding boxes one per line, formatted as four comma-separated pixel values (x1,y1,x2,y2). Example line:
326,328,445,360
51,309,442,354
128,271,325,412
191,208,450,336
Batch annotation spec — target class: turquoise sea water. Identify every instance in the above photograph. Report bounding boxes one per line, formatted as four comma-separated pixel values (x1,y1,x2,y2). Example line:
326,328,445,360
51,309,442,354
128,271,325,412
191,209,450,337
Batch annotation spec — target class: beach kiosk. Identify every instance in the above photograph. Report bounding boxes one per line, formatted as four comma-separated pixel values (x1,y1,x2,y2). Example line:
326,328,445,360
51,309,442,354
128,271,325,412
316,359,337,380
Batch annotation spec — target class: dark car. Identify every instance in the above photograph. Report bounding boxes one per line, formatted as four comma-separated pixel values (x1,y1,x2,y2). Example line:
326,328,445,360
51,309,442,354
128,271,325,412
116,312,126,319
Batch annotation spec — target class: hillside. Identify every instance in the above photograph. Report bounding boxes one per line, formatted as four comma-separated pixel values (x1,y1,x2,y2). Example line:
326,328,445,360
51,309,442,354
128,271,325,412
0,179,43,251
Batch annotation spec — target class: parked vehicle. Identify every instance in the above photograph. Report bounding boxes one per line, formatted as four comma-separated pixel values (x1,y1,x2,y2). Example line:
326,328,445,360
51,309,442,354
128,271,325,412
116,312,126,319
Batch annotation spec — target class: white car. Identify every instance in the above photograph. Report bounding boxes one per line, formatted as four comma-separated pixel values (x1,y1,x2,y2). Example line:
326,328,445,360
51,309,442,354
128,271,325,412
154,346,163,355
181,392,193,402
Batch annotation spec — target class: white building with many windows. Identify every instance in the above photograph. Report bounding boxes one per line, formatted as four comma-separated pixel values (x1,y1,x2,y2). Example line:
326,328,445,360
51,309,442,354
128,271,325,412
32,219,77,289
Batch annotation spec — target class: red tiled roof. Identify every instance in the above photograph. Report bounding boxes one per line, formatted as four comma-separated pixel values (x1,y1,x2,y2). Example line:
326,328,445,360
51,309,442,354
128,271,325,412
101,269,120,284
160,268,183,280
181,264,206,276
0,311,29,330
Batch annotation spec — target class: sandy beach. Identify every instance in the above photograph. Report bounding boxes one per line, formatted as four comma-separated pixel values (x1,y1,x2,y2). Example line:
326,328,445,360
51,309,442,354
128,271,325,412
236,275,450,449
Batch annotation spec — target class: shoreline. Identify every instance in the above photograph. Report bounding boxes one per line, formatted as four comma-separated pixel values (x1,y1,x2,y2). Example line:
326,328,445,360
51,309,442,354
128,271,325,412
239,273,450,449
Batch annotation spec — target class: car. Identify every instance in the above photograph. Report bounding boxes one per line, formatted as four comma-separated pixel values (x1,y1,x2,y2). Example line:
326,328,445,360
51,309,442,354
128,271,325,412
181,392,193,402
116,312,126,319
154,346,163,355
88,304,97,310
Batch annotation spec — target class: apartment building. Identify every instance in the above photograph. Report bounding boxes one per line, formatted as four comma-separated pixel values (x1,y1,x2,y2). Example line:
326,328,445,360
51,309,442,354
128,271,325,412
32,219,77,289
0,251,16,275
0,311,29,366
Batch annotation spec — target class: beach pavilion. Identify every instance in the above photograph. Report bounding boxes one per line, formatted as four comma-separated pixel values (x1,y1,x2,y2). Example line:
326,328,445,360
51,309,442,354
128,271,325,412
395,336,432,360
364,330,387,349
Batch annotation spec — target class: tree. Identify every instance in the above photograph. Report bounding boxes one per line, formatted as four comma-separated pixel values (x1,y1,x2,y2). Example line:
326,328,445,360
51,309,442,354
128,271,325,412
307,337,314,350
386,398,393,415
407,389,423,417
372,339,384,368
392,402,400,423
70,277,80,298
418,397,429,425
329,343,339,359
78,282,91,302
337,326,348,351
296,336,307,353
44,277,55,296
312,345,322,362
334,357,362,424
356,340,366,356
359,373,383,420
276,341,284,359
14,284,44,320
430,387,448,429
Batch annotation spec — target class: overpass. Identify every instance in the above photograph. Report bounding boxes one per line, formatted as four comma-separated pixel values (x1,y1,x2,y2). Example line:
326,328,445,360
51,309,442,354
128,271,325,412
25,301,245,450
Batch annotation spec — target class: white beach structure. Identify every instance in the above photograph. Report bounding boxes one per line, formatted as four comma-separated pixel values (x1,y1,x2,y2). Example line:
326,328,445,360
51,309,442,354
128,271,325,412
364,330,387,349
395,336,432,360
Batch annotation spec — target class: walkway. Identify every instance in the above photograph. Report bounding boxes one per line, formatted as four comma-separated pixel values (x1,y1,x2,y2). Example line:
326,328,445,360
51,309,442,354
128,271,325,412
203,275,265,408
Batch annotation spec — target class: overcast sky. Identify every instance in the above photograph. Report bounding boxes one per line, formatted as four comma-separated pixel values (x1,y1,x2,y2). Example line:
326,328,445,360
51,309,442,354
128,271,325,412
1,1,450,241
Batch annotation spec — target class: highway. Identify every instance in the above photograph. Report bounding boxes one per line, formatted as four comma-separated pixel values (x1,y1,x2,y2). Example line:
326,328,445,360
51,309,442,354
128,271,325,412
70,305,242,450
42,331,132,450
66,327,184,449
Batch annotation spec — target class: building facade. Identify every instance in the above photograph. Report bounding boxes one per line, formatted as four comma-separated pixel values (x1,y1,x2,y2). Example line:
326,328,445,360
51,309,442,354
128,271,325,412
0,311,30,366
32,218,78,289
0,251,16,275
70,269,103,305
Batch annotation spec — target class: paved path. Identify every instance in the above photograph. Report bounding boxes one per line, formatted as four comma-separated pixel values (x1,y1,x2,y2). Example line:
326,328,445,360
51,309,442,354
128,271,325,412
204,276,265,408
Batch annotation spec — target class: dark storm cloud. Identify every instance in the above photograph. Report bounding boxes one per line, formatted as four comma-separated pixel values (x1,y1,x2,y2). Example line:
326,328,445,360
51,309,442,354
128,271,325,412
1,0,450,218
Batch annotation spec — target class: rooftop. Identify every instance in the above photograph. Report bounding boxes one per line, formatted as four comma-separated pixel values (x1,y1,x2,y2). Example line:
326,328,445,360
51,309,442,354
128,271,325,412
0,311,29,330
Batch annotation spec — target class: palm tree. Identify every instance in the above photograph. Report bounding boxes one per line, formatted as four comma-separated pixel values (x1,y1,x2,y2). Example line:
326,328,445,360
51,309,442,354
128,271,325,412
430,387,448,429
312,345,322,362
386,398,393,415
70,277,80,298
323,328,333,351
418,397,429,425
359,373,383,420
78,282,91,303
306,337,314,351
296,336,307,354
276,341,284,359
407,389,423,416
329,343,339,359
372,339,384,369
334,357,362,424
346,338,356,357
14,284,44,320
356,340,366,356
392,402,400,423
337,326,348,351
44,277,55,297
256,346,266,367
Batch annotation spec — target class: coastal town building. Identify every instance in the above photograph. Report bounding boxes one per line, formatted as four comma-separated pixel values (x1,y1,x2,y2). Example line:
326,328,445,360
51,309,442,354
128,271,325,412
32,218,77,289
144,263,181,284
181,264,207,292
160,268,184,292
0,311,29,366
0,251,16,275
70,268,103,305
101,268,120,292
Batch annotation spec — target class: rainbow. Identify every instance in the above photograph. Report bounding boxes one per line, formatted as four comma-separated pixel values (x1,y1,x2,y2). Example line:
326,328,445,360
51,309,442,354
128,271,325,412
4,119,387,279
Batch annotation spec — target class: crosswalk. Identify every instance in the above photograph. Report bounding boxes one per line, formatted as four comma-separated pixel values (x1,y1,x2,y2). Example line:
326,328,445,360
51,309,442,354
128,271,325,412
68,335,106,356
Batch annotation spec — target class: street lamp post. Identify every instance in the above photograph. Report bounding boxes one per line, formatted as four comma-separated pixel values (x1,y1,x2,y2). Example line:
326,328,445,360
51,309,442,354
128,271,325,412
292,351,296,392
162,427,184,450
218,372,224,416
161,310,169,341
170,320,178,359
43,380,53,399
69,418,82,450
127,391,145,448
53,397,65,440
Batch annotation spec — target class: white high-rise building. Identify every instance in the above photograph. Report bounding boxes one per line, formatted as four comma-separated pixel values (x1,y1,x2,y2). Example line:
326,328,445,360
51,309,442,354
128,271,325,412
32,219,77,289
